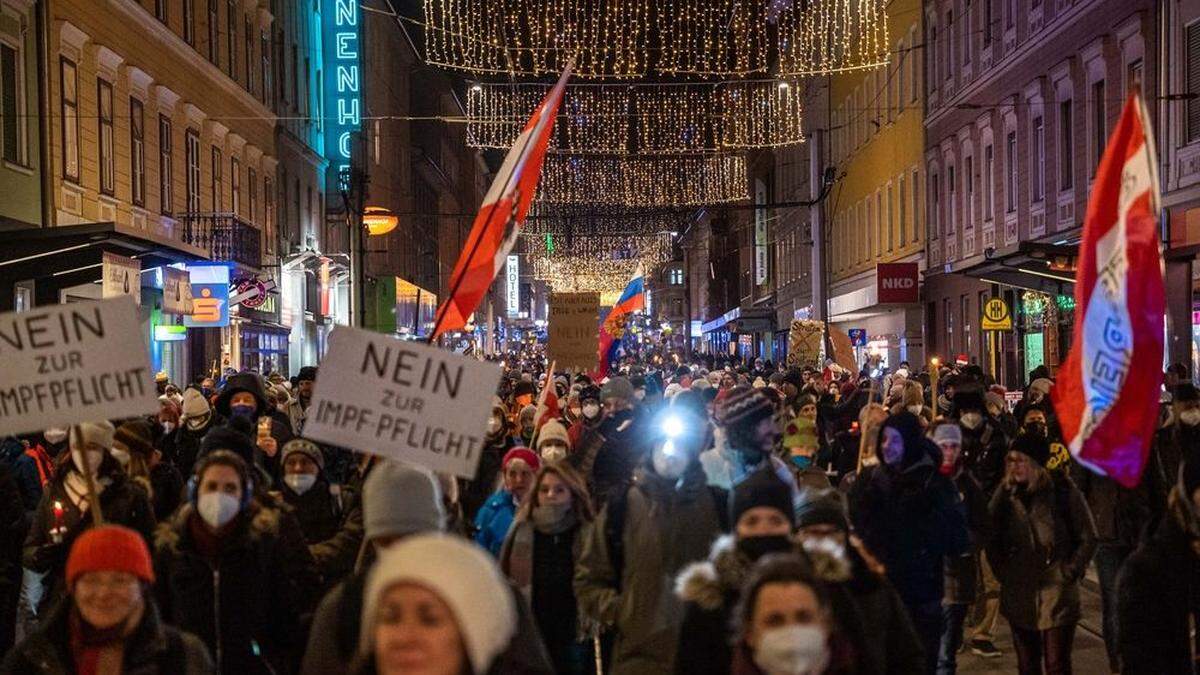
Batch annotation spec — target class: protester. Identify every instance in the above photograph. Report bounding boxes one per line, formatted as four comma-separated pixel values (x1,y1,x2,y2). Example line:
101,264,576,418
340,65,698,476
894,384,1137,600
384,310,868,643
833,402,888,490
278,438,343,549
782,415,831,490
848,411,970,674
588,376,645,506
0,461,24,654
716,386,800,496
213,372,295,484
499,464,596,674
355,534,516,675
1153,381,1200,494
793,488,925,674
575,405,729,674
953,388,1009,496
23,422,156,614
162,387,223,480
462,399,517,525
567,385,604,451
674,469,797,675
4,525,214,674
9,430,60,513
535,419,572,464
114,419,184,523
986,434,1097,675
474,447,538,557
729,554,855,675
153,450,319,673
285,366,317,434
930,422,989,675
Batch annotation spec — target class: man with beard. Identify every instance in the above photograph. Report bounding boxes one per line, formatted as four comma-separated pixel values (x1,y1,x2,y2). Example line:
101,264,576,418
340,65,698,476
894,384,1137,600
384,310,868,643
284,366,317,434
715,386,800,498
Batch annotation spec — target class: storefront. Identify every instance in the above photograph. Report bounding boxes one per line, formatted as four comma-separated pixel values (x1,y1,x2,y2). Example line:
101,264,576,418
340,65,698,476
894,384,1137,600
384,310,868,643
827,262,925,371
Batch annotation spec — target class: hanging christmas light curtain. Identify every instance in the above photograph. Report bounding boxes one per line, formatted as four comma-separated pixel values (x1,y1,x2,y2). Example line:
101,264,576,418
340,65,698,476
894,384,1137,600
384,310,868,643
538,154,749,206
527,239,672,294
524,205,686,237
425,0,887,78
776,0,890,75
468,81,805,153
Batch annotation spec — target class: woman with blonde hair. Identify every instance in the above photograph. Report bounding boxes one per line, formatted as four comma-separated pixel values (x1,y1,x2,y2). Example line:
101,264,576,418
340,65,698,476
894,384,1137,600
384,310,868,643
499,464,595,674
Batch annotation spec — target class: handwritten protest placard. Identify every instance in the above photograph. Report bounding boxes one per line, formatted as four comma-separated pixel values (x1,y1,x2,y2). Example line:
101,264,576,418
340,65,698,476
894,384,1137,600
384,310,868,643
548,292,599,372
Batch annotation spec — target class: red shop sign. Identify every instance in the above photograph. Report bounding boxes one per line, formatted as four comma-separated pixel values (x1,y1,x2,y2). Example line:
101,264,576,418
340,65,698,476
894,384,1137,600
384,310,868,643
877,263,919,304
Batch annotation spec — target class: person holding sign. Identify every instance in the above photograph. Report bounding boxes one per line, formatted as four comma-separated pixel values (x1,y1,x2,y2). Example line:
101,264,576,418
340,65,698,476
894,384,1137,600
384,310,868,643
22,421,155,615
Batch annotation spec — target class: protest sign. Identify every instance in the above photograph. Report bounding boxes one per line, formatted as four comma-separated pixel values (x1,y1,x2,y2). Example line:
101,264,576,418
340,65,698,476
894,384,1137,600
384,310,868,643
102,252,141,305
304,326,502,478
0,297,158,436
548,292,599,372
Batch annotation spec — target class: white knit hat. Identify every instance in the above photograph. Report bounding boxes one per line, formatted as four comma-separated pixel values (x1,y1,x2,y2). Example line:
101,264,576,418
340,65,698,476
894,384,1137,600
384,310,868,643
360,534,516,673
180,387,210,420
69,421,115,451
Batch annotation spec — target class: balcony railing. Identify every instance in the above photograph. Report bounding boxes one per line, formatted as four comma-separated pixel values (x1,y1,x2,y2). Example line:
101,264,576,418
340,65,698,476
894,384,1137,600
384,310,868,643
177,212,263,269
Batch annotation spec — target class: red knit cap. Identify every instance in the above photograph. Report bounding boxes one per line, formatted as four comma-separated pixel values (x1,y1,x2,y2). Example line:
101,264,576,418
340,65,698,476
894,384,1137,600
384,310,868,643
66,525,155,588
502,447,540,472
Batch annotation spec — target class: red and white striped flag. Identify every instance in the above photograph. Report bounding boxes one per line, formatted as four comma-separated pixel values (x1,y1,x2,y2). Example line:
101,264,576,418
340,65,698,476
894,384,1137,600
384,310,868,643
430,66,572,340
1051,92,1164,488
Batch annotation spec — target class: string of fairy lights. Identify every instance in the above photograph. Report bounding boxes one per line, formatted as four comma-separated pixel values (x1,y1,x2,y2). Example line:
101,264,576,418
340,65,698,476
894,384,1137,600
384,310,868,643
425,0,888,78
420,0,890,295
467,80,806,154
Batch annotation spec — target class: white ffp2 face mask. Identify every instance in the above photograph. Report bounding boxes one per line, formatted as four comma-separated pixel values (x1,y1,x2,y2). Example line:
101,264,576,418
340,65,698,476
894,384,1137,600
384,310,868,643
284,474,317,496
752,624,831,675
197,492,241,529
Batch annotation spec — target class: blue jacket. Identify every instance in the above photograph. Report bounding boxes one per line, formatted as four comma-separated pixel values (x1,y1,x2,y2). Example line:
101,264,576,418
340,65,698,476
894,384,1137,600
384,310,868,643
474,489,517,557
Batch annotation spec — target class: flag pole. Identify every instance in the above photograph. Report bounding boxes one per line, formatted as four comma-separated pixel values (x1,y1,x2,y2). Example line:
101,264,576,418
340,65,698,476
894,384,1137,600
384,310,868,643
529,361,556,448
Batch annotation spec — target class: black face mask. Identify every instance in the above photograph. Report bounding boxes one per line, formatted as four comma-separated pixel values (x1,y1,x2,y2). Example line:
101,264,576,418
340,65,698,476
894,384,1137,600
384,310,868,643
737,534,793,562
1024,422,1047,437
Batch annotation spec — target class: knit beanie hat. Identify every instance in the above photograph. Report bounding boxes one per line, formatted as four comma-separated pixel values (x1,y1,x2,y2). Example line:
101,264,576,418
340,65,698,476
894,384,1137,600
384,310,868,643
952,388,986,414
601,376,635,402
730,467,796,528
114,420,155,457
1011,432,1052,467
502,447,540,473
360,535,516,674
66,525,154,588
984,391,1006,413
70,421,115,452
200,416,256,467
181,387,211,420
717,386,775,432
932,423,963,446
537,420,571,450
793,488,850,531
281,438,325,471
1029,378,1053,397
578,385,602,404
363,460,445,541
782,416,819,449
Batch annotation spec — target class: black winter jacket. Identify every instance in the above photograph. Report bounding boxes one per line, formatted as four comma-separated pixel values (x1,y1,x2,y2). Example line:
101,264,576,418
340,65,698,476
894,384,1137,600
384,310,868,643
280,479,342,546
1116,487,1200,675
960,419,1009,494
153,501,319,674
162,414,224,478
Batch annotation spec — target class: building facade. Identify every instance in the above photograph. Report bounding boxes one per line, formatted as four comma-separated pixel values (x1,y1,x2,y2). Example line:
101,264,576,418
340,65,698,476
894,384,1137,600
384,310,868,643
921,0,1156,386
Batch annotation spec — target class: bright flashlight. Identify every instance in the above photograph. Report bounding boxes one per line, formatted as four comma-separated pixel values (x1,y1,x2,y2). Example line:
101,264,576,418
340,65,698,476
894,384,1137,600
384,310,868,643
661,415,684,439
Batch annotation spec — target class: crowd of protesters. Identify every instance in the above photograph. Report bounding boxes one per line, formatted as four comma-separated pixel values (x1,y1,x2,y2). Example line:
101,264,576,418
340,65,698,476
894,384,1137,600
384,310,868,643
0,350,1198,675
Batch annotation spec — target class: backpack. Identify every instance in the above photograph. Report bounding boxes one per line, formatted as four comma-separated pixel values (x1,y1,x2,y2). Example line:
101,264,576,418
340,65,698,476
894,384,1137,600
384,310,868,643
603,481,730,591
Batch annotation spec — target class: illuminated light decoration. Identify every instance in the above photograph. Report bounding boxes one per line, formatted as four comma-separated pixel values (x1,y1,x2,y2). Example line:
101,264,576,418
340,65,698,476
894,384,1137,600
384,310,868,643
323,0,361,182
424,0,888,78
538,154,749,207
522,229,673,296
776,0,890,76
467,80,805,154
362,206,399,236
524,204,687,238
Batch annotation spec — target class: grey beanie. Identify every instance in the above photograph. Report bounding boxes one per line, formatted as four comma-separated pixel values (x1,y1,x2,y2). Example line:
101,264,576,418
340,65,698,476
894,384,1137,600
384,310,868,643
363,460,446,541
601,376,635,402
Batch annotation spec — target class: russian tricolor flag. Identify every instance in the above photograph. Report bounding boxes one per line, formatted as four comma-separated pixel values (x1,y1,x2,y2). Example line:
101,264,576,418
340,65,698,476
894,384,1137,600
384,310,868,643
595,266,645,379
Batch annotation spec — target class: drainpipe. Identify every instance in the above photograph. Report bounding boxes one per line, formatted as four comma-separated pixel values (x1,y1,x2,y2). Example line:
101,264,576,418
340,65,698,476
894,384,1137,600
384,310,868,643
36,0,53,228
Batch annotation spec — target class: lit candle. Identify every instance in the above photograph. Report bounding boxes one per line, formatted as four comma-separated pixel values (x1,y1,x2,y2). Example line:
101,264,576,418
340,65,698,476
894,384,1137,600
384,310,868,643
51,500,65,543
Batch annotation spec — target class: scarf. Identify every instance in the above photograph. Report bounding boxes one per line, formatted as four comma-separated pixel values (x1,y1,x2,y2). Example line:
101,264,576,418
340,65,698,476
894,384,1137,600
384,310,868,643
504,520,536,601
63,471,111,513
68,600,143,675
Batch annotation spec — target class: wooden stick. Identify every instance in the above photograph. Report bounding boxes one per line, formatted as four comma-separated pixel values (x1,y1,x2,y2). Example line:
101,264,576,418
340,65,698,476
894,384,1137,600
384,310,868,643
71,426,105,527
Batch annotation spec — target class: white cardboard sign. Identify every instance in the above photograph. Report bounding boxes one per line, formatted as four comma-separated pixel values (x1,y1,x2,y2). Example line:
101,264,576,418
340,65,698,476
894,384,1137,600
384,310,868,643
0,297,159,436
303,326,502,479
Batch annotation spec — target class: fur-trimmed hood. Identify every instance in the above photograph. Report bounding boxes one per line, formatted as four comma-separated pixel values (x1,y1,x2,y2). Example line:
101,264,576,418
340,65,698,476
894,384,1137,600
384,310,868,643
153,499,283,555
674,535,748,611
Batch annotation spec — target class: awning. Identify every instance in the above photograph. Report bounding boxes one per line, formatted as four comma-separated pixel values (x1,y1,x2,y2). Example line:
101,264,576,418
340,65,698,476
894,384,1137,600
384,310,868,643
0,222,212,307
933,240,1078,294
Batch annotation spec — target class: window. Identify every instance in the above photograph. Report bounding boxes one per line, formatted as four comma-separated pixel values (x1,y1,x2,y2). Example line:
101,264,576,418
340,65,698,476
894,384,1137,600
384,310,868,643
276,29,286,105
227,1,237,82
98,79,114,195
983,144,995,218
896,42,906,113
1127,58,1143,97
291,44,298,110
261,32,271,106
60,58,79,182
983,0,993,45
944,298,954,344
185,130,200,212
264,176,274,252
211,147,223,211
1032,115,1045,201
887,185,895,250
207,0,219,65
961,295,971,354
156,0,167,23
875,191,883,257
130,98,145,206
911,168,921,242
963,0,972,66
244,18,253,92
945,11,954,79
965,155,975,224
159,115,173,214
928,24,938,93
246,167,257,223
1,42,25,165
231,157,241,215
184,0,195,45
1005,131,1017,212
670,269,684,285
909,27,919,102
930,172,941,237
948,164,957,231
1006,0,1015,29
1189,23,1200,142
899,174,908,243
304,57,311,118
1091,80,1106,173
1059,99,1073,191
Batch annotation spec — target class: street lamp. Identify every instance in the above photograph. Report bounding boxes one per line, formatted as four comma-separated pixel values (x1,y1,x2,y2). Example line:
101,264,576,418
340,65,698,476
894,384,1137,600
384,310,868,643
363,206,399,236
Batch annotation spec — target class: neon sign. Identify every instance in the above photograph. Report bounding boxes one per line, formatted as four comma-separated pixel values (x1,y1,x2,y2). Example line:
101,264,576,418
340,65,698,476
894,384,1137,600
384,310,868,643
324,0,361,181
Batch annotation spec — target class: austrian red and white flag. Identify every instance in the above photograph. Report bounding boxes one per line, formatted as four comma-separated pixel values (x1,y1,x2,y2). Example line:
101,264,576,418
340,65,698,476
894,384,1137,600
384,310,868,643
1051,92,1164,488
430,66,572,339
